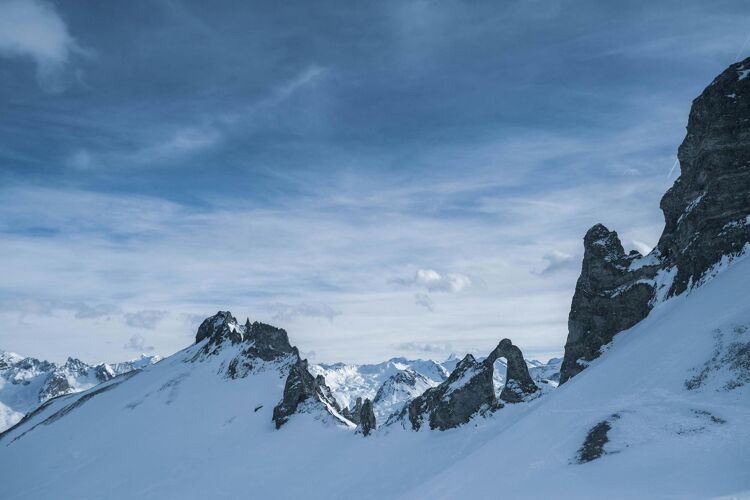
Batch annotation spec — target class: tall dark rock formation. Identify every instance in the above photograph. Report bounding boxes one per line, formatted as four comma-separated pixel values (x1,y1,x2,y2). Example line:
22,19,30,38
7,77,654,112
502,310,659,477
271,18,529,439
356,398,376,436
560,58,750,384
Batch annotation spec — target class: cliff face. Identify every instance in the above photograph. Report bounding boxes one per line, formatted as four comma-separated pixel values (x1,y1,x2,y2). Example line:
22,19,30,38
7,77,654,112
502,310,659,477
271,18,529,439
560,58,750,384
658,58,750,295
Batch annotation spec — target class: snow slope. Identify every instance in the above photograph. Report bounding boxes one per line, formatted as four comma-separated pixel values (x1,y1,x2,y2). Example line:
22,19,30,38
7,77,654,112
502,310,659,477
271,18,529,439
0,352,161,431
405,250,750,499
0,255,747,499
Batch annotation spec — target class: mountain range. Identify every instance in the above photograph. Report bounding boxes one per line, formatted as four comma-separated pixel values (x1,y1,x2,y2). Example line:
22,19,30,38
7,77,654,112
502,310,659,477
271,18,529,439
0,57,748,499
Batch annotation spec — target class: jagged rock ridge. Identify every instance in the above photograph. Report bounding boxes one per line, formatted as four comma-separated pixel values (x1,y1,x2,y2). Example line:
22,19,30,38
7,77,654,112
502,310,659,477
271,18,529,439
560,57,750,383
193,311,350,428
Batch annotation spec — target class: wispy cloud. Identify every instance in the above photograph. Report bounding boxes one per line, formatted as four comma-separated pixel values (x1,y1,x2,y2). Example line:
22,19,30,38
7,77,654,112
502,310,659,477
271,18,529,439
124,310,169,330
123,334,154,353
268,302,341,323
537,251,577,276
414,293,434,311
0,0,81,91
391,341,454,355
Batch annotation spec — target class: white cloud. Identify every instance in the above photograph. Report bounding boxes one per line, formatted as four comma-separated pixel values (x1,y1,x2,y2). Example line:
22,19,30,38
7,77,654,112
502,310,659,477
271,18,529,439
395,269,472,293
0,0,80,92
123,335,154,353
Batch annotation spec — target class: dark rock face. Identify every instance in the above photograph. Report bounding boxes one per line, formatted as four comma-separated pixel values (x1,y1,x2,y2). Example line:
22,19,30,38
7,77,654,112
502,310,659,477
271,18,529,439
560,58,750,384
243,320,296,362
401,339,537,430
487,339,539,403
356,398,376,436
195,311,242,347
39,374,73,402
404,354,496,431
560,225,659,383
658,58,750,296
272,358,344,429
343,397,363,425
194,312,298,378
272,358,320,429
94,364,115,383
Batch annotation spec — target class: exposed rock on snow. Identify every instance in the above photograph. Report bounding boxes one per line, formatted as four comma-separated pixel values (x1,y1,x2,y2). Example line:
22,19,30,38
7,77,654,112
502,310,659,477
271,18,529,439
356,398,376,436
575,413,620,464
486,339,538,403
685,323,750,391
561,56,750,384
399,339,537,430
343,396,363,424
271,356,349,429
560,225,659,383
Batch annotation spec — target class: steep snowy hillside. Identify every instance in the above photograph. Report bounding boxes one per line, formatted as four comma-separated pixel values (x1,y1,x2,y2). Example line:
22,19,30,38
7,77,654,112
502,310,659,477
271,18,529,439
0,253,747,499
406,249,750,499
0,351,160,431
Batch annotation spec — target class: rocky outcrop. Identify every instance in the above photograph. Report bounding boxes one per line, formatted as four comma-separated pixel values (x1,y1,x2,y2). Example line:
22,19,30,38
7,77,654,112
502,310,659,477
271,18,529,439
193,312,298,378
659,59,750,296
560,58,750,384
192,311,349,429
400,339,537,430
195,311,242,349
356,398,376,436
272,358,346,429
560,226,659,383
343,397,363,425
486,339,539,402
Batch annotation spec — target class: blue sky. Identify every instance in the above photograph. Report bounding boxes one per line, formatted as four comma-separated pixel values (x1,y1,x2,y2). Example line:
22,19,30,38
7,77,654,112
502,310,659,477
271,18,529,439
0,0,748,364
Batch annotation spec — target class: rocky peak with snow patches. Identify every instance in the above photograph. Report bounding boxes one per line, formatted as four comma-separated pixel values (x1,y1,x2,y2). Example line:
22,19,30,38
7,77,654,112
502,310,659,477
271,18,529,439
195,311,242,347
560,58,750,384
272,357,349,429
398,339,537,431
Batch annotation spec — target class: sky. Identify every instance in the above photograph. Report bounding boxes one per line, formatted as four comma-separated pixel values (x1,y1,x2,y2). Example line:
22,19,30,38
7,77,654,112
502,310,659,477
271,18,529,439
0,0,749,365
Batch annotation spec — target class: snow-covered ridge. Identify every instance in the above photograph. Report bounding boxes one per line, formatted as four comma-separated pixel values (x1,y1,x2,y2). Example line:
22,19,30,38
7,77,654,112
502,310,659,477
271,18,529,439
0,351,161,432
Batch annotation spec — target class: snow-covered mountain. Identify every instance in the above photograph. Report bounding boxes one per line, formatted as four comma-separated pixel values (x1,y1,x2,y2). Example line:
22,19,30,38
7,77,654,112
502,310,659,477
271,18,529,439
0,253,747,498
0,351,161,431
0,58,748,499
